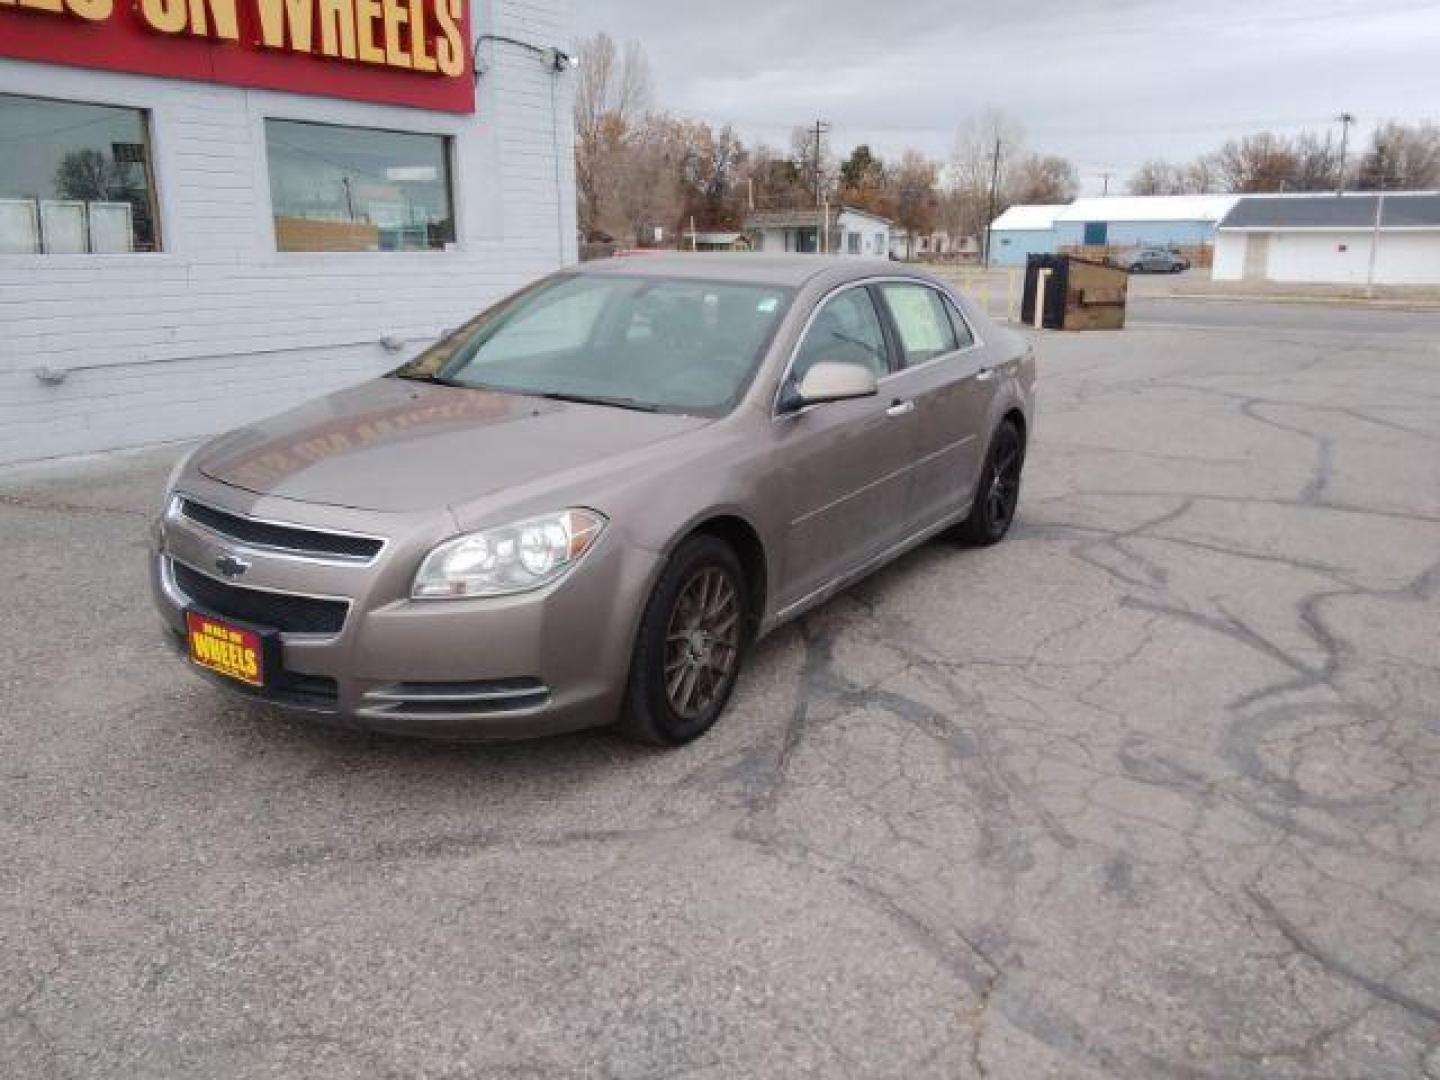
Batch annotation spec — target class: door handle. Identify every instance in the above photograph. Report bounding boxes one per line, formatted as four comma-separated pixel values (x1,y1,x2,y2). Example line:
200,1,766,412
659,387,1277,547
886,399,915,418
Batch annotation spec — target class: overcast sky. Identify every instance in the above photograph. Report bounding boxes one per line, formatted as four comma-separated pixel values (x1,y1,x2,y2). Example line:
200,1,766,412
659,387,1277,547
572,0,1440,194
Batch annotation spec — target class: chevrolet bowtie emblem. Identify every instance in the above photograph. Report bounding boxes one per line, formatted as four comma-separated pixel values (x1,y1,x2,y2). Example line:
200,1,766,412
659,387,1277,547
214,552,251,580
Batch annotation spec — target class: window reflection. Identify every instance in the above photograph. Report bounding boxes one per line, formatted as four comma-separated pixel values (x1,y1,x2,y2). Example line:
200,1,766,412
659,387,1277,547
265,119,455,252
0,93,160,254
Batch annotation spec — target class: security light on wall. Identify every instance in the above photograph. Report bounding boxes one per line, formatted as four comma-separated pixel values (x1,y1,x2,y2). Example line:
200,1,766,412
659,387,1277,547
472,34,578,80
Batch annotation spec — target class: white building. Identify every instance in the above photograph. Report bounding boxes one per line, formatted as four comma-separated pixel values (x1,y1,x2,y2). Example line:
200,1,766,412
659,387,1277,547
745,206,892,258
1213,192,1440,286
0,0,577,466
889,229,978,261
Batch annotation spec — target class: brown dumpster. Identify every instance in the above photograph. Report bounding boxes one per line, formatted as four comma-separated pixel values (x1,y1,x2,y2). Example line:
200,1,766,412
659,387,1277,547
1021,254,1129,330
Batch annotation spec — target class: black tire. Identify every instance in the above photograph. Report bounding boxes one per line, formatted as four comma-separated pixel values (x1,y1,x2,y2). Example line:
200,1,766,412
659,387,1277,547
618,535,748,747
952,420,1025,546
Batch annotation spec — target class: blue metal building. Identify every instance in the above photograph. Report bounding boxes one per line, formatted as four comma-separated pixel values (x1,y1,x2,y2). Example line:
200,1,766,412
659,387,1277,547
1053,195,1239,250
988,204,1065,266
989,195,1240,266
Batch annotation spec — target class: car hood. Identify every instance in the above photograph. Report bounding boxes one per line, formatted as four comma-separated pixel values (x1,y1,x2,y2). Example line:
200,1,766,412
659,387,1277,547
197,378,710,512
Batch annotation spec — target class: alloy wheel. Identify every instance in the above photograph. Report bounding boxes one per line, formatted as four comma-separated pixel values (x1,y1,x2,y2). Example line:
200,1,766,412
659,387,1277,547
663,566,741,720
985,430,1023,534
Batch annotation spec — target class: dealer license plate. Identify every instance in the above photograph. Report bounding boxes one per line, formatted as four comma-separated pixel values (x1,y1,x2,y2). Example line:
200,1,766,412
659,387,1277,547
185,611,265,688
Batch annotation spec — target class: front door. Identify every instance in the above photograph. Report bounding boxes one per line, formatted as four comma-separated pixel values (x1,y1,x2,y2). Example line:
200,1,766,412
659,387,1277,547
1244,234,1270,280
771,286,917,610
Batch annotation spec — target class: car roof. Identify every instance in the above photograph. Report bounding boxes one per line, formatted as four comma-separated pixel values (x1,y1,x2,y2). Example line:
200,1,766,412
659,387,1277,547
573,253,914,289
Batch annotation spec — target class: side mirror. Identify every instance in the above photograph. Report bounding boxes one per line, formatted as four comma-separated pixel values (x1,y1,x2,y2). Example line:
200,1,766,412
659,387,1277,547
782,362,878,413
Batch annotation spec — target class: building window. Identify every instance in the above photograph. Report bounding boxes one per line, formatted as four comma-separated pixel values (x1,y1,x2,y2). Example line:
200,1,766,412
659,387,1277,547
265,119,455,253
0,93,160,255
847,231,861,255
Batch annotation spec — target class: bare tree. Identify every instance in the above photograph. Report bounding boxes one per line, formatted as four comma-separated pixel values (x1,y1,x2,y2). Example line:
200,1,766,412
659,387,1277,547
1012,154,1079,204
949,108,1026,248
1214,132,1301,192
1182,154,1223,194
949,108,1025,201
789,124,835,205
741,143,811,211
604,116,683,245
891,151,940,258
1357,121,1440,189
1291,131,1339,191
574,33,653,239
1129,159,1186,196
659,118,750,229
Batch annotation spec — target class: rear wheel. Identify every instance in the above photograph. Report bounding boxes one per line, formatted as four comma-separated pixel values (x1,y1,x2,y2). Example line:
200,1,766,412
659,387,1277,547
618,535,747,746
953,420,1025,546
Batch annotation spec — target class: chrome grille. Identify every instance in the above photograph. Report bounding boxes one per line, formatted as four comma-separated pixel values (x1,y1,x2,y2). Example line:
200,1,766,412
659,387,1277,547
176,497,385,563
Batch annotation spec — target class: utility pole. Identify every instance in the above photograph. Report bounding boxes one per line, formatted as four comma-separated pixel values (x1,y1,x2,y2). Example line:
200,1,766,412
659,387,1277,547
812,119,831,208
983,136,1002,267
1336,112,1355,195
1365,145,1387,297
1099,171,1112,197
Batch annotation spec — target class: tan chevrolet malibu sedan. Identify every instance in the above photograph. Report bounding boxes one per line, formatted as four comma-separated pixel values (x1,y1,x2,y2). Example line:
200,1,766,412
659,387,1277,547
153,255,1035,745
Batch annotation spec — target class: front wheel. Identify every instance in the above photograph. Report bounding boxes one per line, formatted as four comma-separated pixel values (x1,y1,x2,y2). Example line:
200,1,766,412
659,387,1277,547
952,420,1025,546
618,535,748,747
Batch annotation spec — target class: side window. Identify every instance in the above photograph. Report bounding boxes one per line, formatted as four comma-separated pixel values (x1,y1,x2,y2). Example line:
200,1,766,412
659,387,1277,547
942,294,976,349
791,288,889,383
880,284,958,366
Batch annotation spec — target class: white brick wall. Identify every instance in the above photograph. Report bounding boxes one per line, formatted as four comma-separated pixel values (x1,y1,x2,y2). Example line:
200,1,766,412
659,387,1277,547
0,0,576,465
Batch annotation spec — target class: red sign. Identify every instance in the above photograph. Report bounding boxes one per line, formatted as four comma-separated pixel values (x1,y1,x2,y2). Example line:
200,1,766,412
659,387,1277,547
0,0,474,113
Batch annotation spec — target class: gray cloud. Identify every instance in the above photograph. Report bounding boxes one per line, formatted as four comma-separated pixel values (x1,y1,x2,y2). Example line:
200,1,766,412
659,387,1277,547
573,0,1440,192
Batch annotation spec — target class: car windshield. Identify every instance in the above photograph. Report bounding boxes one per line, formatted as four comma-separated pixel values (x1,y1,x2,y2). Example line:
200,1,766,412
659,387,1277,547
394,273,794,416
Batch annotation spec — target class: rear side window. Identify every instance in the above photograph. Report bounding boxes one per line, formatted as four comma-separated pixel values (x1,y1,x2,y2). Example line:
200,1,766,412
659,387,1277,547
792,288,890,381
879,284,958,366
942,295,976,349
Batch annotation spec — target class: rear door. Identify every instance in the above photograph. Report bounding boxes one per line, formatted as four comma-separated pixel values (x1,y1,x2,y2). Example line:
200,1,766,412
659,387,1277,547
876,282,994,531
770,285,918,610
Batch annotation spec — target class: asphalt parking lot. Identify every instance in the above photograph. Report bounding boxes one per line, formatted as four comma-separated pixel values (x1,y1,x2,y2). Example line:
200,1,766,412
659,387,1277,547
3,300,1439,1079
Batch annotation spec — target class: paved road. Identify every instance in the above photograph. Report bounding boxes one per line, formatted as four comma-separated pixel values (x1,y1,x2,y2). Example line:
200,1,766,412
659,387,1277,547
3,305,1438,1078
1129,296,1440,336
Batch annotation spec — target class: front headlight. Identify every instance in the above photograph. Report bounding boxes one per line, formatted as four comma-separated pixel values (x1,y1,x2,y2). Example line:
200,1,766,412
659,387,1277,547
412,509,606,599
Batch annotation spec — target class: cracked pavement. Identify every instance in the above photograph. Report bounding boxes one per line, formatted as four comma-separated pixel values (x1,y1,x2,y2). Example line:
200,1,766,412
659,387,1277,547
2,300,1438,1078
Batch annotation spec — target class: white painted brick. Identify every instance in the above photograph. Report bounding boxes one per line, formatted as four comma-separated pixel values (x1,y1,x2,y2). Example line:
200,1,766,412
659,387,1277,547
0,0,576,465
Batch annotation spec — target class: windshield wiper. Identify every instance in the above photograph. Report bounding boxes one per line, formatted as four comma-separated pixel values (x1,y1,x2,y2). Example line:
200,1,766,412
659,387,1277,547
533,391,660,413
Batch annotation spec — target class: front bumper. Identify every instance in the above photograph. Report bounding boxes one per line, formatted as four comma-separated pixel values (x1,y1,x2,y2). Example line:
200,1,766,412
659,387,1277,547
151,486,661,740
